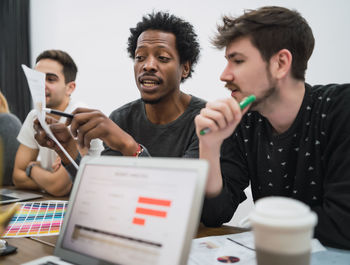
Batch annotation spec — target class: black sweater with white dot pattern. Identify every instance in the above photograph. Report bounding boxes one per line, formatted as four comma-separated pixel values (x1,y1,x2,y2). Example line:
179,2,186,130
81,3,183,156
202,83,350,249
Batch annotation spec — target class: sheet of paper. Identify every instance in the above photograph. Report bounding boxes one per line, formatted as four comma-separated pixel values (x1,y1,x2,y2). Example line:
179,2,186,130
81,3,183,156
21,65,78,169
187,232,255,265
21,64,46,120
187,231,326,265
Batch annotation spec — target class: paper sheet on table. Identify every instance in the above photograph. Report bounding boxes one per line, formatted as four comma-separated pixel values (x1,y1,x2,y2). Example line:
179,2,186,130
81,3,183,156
21,65,78,169
187,231,326,265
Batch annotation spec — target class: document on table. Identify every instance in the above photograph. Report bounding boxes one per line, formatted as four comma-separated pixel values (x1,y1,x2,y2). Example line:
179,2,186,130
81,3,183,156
21,65,78,169
187,231,326,265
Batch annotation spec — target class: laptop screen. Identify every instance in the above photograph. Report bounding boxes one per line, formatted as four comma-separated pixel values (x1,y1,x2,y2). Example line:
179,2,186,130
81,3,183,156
61,162,199,265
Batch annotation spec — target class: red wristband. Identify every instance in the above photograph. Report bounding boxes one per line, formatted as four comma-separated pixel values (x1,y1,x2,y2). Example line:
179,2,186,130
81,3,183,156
133,144,143,157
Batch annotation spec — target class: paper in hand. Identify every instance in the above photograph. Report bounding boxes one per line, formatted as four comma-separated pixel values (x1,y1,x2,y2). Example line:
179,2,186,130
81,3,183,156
21,64,46,122
21,65,78,169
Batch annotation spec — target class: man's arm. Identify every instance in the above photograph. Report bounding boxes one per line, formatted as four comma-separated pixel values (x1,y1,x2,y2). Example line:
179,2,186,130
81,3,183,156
29,165,72,196
194,98,245,196
312,120,350,248
13,144,72,196
194,98,251,226
200,135,250,227
311,138,350,249
12,144,41,190
308,86,350,249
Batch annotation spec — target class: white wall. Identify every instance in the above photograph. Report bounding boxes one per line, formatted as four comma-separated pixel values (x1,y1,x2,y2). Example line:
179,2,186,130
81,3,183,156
30,0,350,116
30,0,350,225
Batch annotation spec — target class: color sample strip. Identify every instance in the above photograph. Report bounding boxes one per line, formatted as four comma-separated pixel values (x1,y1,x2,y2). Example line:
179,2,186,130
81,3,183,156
138,197,171,207
2,200,68,238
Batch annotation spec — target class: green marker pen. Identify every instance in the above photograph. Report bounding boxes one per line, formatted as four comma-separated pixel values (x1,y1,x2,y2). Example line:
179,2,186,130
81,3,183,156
239,95,256,110
199,95,256,136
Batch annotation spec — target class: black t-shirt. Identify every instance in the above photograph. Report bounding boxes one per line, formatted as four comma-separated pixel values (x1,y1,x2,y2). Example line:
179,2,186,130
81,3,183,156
102,95,206,157
63,96,206,180
202,83,350,249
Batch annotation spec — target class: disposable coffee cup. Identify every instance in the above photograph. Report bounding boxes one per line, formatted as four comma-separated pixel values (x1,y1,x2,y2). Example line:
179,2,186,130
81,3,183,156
249,197,317,265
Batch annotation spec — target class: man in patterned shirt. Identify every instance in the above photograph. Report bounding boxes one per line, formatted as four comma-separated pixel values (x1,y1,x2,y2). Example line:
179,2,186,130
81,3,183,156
195,6,350,249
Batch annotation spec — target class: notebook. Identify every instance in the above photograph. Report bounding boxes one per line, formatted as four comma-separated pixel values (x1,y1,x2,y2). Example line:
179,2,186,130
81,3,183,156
23,156,208,265
0,188,43,204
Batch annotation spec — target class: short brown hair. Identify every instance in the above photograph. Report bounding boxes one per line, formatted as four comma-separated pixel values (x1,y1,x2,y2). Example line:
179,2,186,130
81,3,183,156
36,50,78,83
212,6,314,81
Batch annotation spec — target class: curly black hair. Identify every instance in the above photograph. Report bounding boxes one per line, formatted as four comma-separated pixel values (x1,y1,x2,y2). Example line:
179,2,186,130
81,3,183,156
127,11,200,81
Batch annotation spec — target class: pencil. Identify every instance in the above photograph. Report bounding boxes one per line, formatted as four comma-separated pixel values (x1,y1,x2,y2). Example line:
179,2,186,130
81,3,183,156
226,237,255,251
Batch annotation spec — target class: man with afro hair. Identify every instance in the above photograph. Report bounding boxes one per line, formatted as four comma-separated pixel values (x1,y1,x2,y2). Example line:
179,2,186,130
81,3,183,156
34,11,206,179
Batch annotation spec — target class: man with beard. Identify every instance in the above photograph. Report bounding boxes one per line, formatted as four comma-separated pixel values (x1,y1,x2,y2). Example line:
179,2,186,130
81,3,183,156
33,12,205,178
13,50,102,196
195,6,350,249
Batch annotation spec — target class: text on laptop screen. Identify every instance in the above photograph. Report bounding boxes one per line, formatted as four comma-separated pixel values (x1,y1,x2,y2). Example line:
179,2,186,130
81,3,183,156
61,163,198,265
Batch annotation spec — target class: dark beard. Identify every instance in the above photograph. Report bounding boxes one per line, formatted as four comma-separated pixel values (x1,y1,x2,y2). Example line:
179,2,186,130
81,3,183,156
250,63,277,109
141,96,163,105
251,86,276,109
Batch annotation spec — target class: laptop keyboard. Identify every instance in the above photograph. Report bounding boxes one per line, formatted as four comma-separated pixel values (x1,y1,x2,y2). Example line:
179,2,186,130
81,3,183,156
0,194,17,201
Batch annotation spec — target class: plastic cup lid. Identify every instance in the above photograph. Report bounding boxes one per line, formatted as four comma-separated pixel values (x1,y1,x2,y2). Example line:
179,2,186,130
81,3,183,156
249,196,317,228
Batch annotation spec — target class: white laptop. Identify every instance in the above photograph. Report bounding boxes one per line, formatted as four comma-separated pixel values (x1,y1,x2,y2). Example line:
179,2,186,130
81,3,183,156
23,156,208,265
0,188,43,204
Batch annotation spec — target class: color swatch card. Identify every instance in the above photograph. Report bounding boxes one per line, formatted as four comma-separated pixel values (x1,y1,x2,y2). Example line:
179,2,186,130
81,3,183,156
2,200,68,238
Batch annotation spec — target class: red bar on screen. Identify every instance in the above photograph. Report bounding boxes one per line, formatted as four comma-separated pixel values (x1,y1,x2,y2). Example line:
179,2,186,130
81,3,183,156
136,207,167,218
138,197,171,207
132,217,145,225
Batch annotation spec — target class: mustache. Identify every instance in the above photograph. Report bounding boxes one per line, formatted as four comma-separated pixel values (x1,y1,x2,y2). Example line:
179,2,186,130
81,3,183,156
225,82,240,91
138,73,163,83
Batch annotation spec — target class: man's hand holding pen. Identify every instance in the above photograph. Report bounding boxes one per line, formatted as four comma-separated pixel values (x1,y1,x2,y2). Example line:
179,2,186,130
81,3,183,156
195,98,244,148
68,107,138,156
36,107,140,157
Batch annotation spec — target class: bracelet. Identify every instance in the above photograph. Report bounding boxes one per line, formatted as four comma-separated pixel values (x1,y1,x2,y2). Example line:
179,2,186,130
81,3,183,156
133,144,143,157
26,163,38,179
